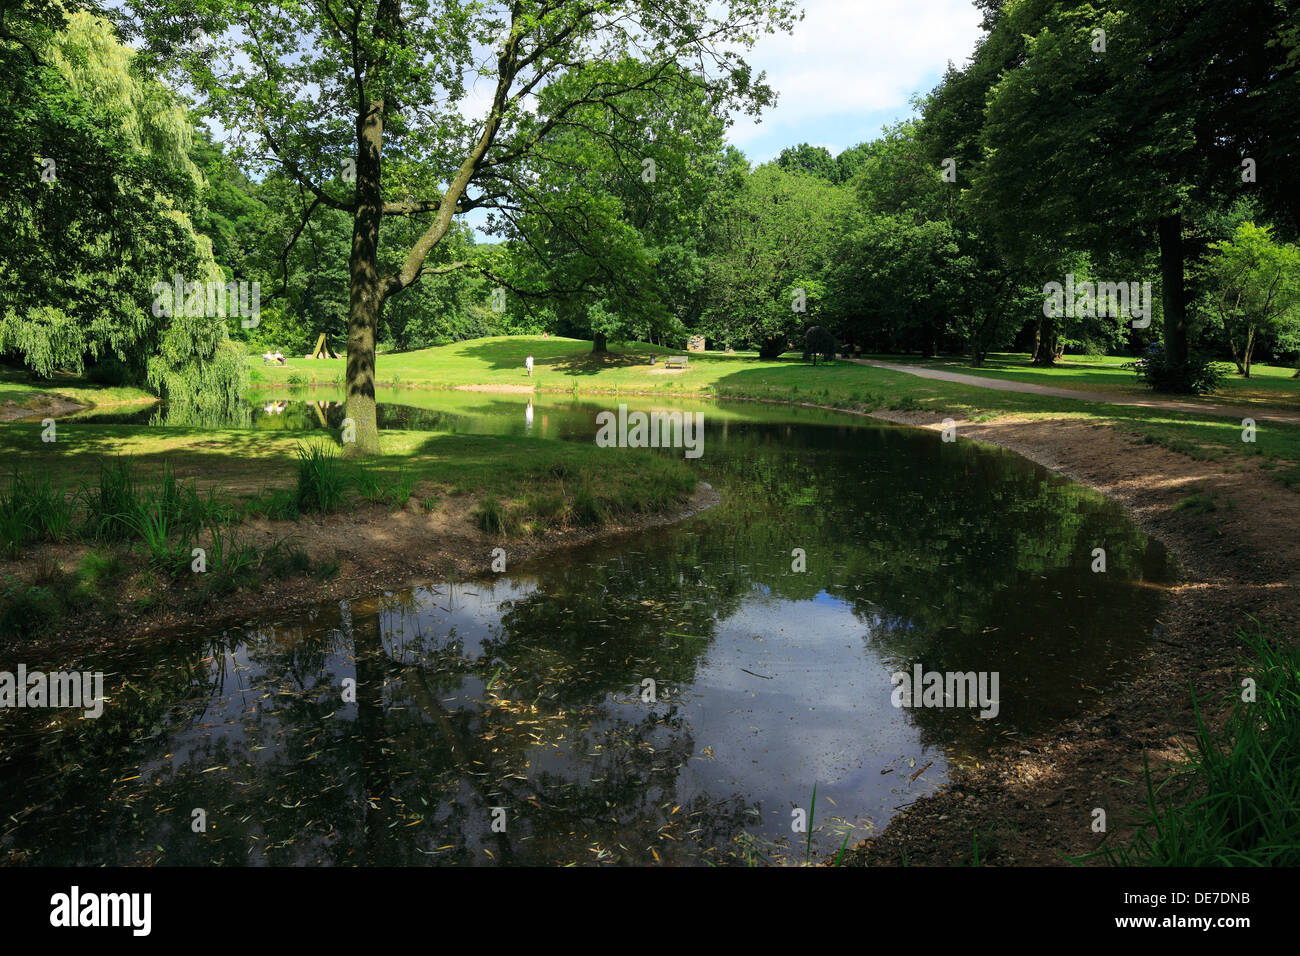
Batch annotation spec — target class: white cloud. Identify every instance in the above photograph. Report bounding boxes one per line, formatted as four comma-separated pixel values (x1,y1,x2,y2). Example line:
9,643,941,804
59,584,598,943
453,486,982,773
728,0,984,156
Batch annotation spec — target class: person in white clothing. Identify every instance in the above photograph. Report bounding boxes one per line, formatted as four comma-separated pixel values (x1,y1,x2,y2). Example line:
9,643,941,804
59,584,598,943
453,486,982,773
525,354,534,376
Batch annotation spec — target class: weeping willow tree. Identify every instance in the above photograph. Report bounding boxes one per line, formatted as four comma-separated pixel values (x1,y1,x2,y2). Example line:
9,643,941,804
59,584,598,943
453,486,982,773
0,4,245,420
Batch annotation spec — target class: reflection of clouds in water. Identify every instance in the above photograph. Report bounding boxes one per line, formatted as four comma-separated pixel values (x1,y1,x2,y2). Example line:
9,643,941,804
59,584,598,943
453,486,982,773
676,592,940,837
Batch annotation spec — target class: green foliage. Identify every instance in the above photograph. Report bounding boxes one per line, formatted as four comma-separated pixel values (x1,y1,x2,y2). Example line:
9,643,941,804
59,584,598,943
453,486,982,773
0,581,64,641
802,326,837,365
776,143,838,182
502,60,730,350
1093,626,1300,866
1202,222,1300,376
1128,347,1228,396
295,444,348,514
0,8,239,417
700,164,849,356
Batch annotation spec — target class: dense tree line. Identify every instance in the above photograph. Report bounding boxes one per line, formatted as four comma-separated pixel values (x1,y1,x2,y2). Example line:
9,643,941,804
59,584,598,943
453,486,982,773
454,0,1300,388
1,0,1297,424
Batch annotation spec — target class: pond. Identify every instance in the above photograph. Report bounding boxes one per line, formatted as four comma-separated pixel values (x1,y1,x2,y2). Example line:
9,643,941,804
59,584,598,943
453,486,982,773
0,392,1172,865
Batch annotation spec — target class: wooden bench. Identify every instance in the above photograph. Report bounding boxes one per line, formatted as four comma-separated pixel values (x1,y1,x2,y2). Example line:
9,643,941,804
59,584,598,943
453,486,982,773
666,355,688,369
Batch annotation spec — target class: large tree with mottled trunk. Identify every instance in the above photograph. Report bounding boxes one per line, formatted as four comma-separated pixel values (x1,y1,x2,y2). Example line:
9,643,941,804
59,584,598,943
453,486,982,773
126,0,797,454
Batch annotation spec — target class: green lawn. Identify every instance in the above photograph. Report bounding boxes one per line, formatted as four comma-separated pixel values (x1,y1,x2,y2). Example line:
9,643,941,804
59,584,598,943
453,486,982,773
0,419,694,512
252,335,766,394
251,336,1300,487
7,337,1300,497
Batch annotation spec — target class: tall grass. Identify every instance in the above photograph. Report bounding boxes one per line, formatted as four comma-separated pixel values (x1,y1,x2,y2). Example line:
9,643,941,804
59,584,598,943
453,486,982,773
295,444,348,513
1093,624,1300,865
131,501,192,578
350,462,416,509
474,495,519,535
84,457,139,542
0,472,79,556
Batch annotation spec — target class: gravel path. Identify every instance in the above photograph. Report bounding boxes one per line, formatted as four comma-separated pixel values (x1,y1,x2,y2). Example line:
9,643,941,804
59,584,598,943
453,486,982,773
850,358,1300,425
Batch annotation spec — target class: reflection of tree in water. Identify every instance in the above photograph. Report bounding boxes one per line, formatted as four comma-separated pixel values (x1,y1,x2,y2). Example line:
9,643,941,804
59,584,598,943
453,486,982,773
0,413,1174,863
485,551,747,706
0,632,241,864
703,420,1171,752
1,591,752,864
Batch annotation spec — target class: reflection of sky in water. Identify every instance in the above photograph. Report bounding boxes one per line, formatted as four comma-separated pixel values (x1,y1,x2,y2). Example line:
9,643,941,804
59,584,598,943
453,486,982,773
373,576,944,858
2,395,1171,865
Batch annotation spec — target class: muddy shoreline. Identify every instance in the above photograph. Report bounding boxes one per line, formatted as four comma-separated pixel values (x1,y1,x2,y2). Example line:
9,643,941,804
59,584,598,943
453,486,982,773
839,409,1300,865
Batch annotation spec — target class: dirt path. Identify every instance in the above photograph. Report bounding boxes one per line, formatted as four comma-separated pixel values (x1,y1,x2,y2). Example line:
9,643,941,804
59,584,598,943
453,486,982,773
0,397,85,422
851,358,1300,425
841,408,1300,866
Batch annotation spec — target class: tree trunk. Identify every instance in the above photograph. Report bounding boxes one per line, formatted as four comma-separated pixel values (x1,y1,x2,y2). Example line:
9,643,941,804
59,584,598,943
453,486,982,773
1158,213,1189,367
592,331,607,353
1243,328,1254,378
344,98,386,457
1030,317,1042,363
1032,319,1058,366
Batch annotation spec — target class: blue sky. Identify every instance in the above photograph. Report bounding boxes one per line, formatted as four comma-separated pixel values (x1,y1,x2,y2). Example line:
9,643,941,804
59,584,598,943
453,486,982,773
727,0,986,164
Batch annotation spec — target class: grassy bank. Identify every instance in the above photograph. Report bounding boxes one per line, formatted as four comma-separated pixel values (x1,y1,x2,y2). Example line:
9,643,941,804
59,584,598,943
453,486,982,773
0,423,697,643
249,336,1300,489
0,420,693,508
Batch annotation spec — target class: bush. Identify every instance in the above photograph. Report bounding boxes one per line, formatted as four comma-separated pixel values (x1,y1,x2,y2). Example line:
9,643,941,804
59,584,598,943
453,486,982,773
84,354,137,386
1128,345,1227,395
802,325,837,365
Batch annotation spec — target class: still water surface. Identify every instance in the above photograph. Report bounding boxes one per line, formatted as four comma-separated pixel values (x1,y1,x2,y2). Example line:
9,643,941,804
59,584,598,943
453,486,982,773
0,393,1171,864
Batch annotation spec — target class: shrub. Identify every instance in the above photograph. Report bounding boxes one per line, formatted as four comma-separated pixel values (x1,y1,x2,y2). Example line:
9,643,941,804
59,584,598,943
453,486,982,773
802,325,838,365
1128,345,1227,395
0,582,64,640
